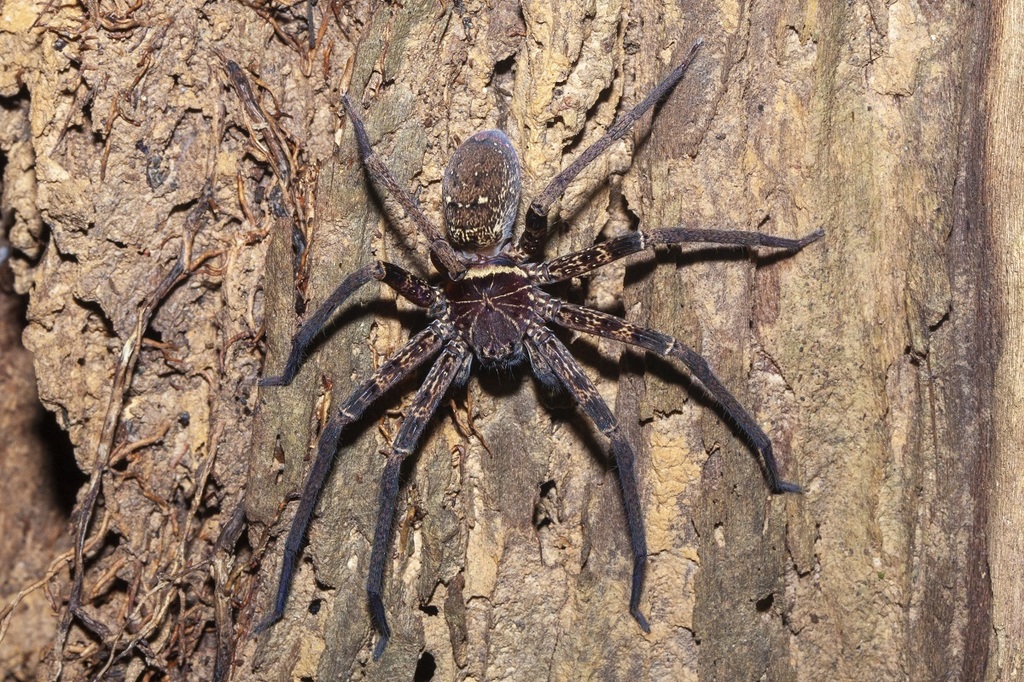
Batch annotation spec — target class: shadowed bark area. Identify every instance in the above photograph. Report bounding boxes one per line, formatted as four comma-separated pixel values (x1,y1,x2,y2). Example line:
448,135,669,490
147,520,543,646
0,0,1019,680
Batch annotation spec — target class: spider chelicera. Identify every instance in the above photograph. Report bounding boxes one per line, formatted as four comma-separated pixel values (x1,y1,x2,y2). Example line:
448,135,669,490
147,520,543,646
255,40,823,659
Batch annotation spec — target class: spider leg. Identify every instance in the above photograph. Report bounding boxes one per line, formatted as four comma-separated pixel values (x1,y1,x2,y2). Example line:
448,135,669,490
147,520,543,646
549,301,800,494
525,339,563,395
529,226,824,283
255,321,451,635
262,261,442,386
526,324,652,633
514,40,702,258
367,341,471,660
341,96,466,279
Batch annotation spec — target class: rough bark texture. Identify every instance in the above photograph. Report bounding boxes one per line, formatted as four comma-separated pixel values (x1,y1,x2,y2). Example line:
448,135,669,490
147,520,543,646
0,1,1019,680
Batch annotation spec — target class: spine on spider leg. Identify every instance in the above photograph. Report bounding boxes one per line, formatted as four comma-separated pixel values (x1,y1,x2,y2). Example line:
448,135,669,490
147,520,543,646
649,226,825,251
364,345,470,659
261,262,441,386
254,412,350,633
527,326,652,631
532,226,824,284
609,433,651,633
255,324,448,636
366,455,403,655
664,342,802,494
378,262,442,310
516,40,703,257
339,96,466,279
260,263,378,386
548,303,802,494
532,231,649,283
537,38,704,212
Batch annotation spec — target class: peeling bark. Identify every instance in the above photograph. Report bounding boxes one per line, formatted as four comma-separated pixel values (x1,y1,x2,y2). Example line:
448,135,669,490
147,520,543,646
0,1,1018,680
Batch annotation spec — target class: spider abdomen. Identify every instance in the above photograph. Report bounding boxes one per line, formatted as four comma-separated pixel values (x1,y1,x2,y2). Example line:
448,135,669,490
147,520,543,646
442,130,521,255
446,265,536,365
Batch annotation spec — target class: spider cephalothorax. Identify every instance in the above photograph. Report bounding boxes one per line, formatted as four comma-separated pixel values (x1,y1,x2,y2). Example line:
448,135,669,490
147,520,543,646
446,263,535,364
255,40,823,660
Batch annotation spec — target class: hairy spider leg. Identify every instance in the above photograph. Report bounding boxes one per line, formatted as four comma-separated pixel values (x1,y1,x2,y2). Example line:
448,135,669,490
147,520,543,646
526,324,652,632
255,322,450,634
515,39,703,258
367,342,472,659
262,261,441,386
525,225,822,491
341,95,467,279
549,302,800,493
529,226,825,283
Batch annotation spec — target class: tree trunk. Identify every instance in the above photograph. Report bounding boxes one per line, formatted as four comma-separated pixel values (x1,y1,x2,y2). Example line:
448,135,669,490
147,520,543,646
0,1,1019,680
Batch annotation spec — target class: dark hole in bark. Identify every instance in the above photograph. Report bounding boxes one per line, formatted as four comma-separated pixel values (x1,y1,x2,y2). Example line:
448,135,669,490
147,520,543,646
413,651,436,681
38,396,84,516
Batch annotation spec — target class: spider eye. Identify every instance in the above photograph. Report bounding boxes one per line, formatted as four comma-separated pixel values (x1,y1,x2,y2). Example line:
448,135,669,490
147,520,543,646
442,130,521,254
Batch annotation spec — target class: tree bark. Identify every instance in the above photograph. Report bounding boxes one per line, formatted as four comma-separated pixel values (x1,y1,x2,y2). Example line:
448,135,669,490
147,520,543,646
0,0,1019,680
